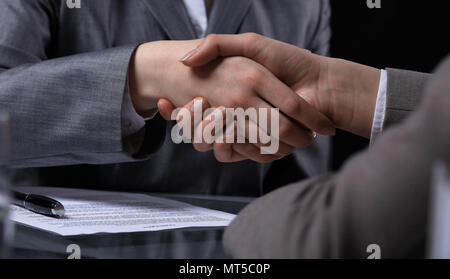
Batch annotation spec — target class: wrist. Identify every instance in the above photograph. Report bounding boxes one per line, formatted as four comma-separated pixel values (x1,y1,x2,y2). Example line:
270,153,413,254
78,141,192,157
324,57,380,138
128,40,203,117
128,44,159,116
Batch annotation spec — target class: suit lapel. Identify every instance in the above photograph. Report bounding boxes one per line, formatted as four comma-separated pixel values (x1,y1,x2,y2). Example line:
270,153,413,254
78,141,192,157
140,0,197,40
206,0,253,35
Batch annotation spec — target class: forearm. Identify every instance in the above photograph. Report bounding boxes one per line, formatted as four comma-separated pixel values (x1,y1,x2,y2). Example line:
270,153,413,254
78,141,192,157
321,55,433,139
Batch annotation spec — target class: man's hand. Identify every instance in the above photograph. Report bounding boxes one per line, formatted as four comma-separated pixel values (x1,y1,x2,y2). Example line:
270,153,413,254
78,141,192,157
178,33,381,138
128,40,335,153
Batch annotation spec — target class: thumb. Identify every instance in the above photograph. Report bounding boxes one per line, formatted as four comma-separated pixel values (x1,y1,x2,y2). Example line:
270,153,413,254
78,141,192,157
179,33,264,67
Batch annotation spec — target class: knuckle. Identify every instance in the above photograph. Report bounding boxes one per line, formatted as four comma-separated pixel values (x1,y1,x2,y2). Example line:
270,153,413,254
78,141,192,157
193,143,207,152
241,67,264,88
242,33,263,58
193,143,202,152
213,145,228,163
215,156,226,163
204,34,218,45
226,94,242,108
244,33,261,45
215,154,228,163
227,92,251,108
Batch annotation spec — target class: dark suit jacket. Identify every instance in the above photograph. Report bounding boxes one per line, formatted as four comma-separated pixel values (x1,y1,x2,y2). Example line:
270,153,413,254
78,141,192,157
0,0,332,196
223,57,450,258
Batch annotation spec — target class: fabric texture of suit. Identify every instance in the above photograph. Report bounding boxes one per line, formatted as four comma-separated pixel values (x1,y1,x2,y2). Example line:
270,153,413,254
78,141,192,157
384,68,432,128
223,56,450,258
0,0,332,195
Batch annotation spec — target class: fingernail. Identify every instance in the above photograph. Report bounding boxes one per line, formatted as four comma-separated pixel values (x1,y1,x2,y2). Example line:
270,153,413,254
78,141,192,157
312,132,317,139
179,48,199,62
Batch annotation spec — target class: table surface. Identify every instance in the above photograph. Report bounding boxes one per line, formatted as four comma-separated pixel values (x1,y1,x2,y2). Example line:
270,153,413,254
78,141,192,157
10,193,253,259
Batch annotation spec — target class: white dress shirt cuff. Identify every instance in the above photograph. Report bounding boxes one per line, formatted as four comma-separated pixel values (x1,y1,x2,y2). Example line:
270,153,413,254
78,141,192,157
370,69,387,146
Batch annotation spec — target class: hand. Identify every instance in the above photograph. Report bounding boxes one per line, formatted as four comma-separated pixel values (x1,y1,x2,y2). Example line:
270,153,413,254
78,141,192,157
128,40,335,152
179,33,381,138
158,97,298,163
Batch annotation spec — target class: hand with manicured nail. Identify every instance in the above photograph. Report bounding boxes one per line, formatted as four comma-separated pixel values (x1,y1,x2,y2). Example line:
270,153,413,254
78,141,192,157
179,33,381,138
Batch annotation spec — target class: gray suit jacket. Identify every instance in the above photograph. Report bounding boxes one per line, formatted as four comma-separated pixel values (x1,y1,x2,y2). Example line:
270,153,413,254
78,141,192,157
0,0,330,195
223,57,450,258
0,0,332,196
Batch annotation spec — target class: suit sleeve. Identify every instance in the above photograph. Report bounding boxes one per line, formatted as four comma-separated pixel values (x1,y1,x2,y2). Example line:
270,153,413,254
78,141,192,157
223,57,450,259
383,68,432,128
224,99,433,258
308,0,331,56
0,0,164,168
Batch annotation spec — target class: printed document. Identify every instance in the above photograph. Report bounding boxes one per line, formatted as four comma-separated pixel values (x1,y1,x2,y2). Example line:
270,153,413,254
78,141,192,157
10,186,235,236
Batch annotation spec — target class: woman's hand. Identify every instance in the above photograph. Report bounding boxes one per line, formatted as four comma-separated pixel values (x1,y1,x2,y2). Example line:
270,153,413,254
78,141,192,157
179,33,381,138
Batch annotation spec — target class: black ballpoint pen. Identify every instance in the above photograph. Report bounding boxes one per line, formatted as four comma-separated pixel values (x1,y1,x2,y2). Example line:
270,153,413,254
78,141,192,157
11,190,65,218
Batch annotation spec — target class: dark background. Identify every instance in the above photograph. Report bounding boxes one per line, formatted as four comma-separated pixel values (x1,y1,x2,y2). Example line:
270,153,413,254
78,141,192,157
329,0,450,169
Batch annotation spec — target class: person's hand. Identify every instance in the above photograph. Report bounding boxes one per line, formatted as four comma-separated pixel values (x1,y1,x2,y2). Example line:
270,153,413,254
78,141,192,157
158,97,298,163
178,33,381,138
128,40,335,153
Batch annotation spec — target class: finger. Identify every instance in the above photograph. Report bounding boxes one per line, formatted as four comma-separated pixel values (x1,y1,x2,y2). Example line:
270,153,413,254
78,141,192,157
244,96,318,148
193,106,226,152
213,143,248,163
182,33,312,86
235,117,296,157
157,98,176,120
180,33,265,67
181,33,335,135
176,97,210,141
256,69,335,136
213,121,245,163
232,143,282,164
214,120,281,163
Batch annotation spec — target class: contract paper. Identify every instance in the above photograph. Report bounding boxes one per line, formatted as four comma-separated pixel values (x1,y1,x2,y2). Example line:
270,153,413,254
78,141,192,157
9,186,235,236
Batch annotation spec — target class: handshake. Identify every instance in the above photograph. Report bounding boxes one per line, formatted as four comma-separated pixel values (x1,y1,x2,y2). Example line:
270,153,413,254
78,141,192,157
128,33,381,163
